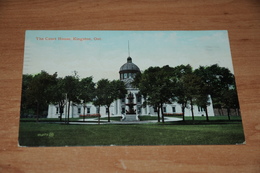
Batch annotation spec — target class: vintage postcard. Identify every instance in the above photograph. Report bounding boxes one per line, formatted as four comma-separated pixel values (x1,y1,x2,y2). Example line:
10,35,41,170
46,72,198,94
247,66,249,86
19,30,245,146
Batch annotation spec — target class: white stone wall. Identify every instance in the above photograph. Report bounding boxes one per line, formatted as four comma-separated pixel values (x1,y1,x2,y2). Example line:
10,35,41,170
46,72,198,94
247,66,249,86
47,95,215,118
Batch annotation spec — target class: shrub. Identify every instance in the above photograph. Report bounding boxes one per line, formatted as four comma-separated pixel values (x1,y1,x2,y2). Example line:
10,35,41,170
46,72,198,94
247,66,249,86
163,113,183,116
80,114,101,117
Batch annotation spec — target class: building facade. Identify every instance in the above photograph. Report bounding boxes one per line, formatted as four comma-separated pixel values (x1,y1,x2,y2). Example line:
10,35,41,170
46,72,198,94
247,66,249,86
47,57,214,118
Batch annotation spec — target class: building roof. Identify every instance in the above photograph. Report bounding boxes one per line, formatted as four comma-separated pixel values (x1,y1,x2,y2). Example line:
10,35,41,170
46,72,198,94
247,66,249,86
119,57,140,72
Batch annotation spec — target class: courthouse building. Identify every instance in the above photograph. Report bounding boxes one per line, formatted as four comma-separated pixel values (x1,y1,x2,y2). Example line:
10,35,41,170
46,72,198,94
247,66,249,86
47,57,214,118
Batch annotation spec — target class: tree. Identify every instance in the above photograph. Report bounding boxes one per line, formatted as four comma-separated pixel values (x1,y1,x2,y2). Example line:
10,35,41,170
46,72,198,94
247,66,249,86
194,66,215,122
78,77,95,121
63,74,80,123
180,73,202,121
173,65,193,121
194,64,238,120
94,79,127,122
25,71,57,122
134,67,161,122
50,77,66,122
211,67,239,120
219,77,240,120
194,83,211,121
20,74,34,118
134,66,176,123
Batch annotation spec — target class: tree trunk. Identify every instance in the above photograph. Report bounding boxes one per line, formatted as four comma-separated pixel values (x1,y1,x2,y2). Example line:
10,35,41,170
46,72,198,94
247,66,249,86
218,108,222,116
205,106,209,122
161,103,164,123
60,101,65,122
67,100,70,124
107,106,110,122
227,108,231,121
221,108,224,116
83,105,86,122
182,104,185,122
59,103,63,122
236,108,240,117
98,106,101,124
190,99,194,121
36,101,39,122
157,106,160,122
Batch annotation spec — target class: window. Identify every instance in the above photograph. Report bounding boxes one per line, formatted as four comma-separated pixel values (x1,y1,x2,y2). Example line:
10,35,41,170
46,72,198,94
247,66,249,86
87,107,90,114
96,107,100,114
122,108,125,114
198,107,204,112
138,107,142,114
172,106,176,113
56,107,59,114
137,95,141,103
78,107,81,114
163,107,166,113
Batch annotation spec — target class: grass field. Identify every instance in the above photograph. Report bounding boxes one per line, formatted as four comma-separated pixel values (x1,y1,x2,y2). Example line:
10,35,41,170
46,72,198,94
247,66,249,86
19,116,245,146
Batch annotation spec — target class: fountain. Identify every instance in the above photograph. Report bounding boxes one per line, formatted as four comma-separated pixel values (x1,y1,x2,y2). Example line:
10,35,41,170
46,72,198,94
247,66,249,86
122,92,139,121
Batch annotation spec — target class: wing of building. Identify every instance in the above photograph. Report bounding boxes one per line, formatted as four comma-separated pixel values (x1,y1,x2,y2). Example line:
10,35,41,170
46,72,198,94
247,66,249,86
47,57,214,119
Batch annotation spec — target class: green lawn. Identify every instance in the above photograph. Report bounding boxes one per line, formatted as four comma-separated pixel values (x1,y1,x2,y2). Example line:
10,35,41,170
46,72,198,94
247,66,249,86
19,118,245,146
179,116,242,121
100,116,122,121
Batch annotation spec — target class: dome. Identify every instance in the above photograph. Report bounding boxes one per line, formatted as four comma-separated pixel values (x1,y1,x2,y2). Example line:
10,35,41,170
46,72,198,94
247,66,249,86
119,57,140,72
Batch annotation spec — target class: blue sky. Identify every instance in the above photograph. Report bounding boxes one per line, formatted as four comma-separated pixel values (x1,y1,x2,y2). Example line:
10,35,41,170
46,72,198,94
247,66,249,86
23,30,234,82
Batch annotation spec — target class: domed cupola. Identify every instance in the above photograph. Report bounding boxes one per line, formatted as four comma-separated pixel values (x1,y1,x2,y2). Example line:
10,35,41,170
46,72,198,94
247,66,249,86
119,57,140,80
